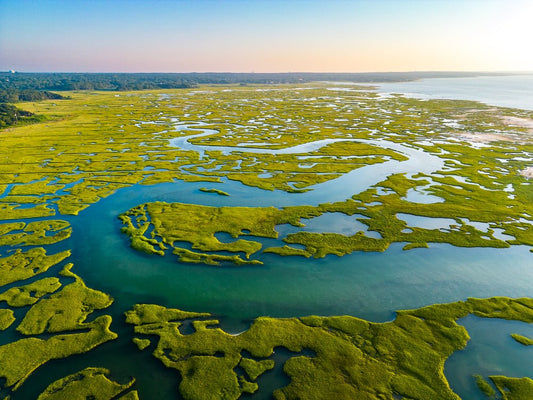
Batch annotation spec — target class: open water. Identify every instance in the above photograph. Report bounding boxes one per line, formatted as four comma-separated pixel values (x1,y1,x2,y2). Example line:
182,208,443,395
375,74,533,111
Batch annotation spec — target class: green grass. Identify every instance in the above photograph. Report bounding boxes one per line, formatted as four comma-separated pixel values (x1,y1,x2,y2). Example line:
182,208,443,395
118,391,140,400
263,245,312,258
199,187,230,196
0,309,15,331
0,259,117,392
474,375,496,397
0,315,117,390
0,84,530,218
511,333,533,346
133,338,151,351
0,220,71,247
126,296,533,400
17,264,114,335
37,367,136,400
0,247,70,286
124,303,210,325
239,358,275,381
490,376,533,400
120,180,529,264
0,277,61,307
119,202,321,265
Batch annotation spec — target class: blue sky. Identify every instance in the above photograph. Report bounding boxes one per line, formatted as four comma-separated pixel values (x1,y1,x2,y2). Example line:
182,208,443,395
1,0,532,72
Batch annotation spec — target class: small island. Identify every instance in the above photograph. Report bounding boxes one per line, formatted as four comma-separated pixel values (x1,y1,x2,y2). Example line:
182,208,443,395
199,187,230,196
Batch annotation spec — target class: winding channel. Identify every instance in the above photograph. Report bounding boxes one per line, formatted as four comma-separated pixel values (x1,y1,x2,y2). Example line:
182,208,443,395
167,120,446,202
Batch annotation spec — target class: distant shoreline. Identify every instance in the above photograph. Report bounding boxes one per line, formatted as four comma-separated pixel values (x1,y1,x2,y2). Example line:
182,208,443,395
1,71,531,91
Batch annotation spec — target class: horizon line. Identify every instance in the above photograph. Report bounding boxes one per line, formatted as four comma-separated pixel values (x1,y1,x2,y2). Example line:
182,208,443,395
3,70,533,75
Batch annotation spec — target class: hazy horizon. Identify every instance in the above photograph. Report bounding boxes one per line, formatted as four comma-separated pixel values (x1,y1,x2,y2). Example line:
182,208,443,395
1,0,532,73
3,70,533,75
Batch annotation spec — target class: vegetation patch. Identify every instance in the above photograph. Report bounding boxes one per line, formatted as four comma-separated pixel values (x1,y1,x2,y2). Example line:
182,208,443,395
37,367,136,400
133,338,151,351
0,84,530,223
0,309,15,331
475,375,496,397
0,220,71,247
490,376,533,400
16,264,114,335
0,82,532,398
0,103,46,129
126,297,533,400
0,277,61,307
119,202,321,265
511,333,533,346
0,251,117,394
120,185,530,265
199,187,230,196
0,247,70,286
0,315,116,390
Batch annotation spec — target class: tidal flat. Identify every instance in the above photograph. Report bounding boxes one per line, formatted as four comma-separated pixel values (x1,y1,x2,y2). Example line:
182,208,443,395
0,82,532,399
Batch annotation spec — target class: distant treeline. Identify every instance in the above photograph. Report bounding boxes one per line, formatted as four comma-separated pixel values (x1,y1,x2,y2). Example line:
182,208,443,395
0,87,62,129
0,89,66,103
1,72,197,92
0,71,516,92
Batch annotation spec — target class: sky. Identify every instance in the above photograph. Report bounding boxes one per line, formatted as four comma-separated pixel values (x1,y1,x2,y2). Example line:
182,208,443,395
1,0,532,73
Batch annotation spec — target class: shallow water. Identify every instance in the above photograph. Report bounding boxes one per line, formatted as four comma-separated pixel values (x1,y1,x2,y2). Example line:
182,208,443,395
446,316,533,400
78,175,533,317
276,212,378,238
397,213,457,230
31,173,528,399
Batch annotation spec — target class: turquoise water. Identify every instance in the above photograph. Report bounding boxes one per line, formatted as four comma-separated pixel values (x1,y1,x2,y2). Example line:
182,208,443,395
10,176,533,399
446,316,533,400
72,180,533,323
4,76,533,399
13,175,531,399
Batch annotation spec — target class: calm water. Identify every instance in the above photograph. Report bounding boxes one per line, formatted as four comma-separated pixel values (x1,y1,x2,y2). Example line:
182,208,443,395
446,316,533,400
375,74,533,111
13,177,532,399
7,76,533,399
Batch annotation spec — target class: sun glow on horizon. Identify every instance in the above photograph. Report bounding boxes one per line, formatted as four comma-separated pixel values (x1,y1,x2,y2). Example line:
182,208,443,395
1,0,532,73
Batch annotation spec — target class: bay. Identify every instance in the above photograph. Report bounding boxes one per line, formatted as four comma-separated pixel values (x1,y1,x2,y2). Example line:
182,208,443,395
374,74,533,111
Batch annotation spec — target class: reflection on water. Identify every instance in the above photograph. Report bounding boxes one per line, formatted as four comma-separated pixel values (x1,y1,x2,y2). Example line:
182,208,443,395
276,212,381,239
404,188,444,204
397,213,458,231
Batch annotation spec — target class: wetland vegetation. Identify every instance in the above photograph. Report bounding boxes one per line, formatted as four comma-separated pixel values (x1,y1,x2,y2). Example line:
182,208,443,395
0,77,531,399
125,297,533,400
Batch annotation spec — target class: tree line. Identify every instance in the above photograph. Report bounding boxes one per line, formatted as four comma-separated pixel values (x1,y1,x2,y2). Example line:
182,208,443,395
0,89,66,103
0,103,46,129
1,71,508,92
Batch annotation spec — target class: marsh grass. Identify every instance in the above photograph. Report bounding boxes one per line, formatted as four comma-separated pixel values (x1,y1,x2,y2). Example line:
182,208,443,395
126,297,533,400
